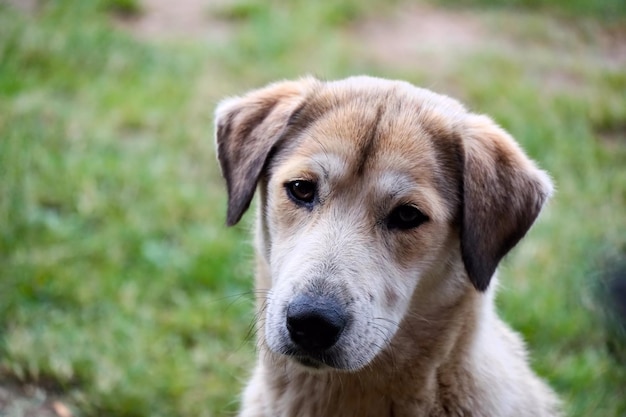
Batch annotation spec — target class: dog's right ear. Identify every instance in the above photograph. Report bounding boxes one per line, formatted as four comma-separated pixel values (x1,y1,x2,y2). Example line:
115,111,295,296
215,78,314,226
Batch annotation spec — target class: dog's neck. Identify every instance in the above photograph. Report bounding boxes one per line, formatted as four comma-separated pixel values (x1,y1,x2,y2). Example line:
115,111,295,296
253,255,487,417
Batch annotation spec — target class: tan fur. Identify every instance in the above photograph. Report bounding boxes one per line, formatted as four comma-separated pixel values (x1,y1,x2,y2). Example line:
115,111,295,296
215,76,561,417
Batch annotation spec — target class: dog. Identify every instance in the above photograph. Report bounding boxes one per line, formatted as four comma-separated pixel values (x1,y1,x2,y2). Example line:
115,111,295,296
214,76,561,417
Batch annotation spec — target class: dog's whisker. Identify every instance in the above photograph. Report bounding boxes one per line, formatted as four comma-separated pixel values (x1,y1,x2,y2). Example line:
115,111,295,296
209,291,256,304
371,316,400,327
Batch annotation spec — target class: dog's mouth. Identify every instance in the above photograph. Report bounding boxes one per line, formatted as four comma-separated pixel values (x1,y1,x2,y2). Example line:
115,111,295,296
282,346,340,370
293,356,325,369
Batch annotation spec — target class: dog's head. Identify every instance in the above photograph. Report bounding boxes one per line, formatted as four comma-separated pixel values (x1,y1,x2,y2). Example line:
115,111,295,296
215,76,552,371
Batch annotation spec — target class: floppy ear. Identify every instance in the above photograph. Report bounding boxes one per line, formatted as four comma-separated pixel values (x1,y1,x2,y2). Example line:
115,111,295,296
461,115,553,291
214,78,314,226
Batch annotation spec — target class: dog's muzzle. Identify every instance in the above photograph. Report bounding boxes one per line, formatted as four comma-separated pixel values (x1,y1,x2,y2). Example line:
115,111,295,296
286,294,347,357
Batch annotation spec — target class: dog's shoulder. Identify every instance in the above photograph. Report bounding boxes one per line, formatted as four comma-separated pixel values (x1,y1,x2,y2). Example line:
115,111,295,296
446,300,562,417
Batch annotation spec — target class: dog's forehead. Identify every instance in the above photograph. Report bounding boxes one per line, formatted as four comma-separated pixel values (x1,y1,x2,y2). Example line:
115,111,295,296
290,79,467,158
275,81,466,220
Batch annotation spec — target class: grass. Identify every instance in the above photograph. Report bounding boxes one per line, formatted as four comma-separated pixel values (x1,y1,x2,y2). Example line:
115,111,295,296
435,0,626,20
0,0,625,416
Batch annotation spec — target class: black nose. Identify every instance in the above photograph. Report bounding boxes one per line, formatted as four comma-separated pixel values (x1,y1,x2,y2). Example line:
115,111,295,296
286,295,347,352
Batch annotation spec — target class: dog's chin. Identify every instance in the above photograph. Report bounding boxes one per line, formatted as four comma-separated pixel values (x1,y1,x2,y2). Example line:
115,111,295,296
268,343,354,372
283,350,369,373
292,356,328,370
265,335,377,372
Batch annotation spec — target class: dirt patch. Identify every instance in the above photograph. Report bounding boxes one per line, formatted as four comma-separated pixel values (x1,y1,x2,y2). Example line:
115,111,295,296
597,24,626,70
114,0,234,42
2,0,38,13
351,4,492,70
0,381,74,417
350,4,626,96
352,5,626,70
113,0,626,83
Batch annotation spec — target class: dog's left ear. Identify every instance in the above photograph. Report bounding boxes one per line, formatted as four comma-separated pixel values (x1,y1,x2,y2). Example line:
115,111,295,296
214,78,314,226
461,115,553,291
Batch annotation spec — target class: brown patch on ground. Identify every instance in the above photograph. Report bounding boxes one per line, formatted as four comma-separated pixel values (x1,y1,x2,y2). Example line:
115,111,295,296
114,0,233,42
112,0,626,87
351,4,491,70
2,0,38,13
352,4,626,66
350,4,626,93
598,24,626,69
0,381,74,417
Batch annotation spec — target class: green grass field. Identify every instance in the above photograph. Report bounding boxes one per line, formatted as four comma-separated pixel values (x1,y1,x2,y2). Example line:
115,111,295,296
0,0,625,416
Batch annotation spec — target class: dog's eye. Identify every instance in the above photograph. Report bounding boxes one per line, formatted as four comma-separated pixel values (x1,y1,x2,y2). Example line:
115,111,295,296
286,180,316,205
387,205,428,230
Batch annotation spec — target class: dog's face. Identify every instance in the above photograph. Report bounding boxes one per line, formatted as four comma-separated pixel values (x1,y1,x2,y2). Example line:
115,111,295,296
215,76,552,371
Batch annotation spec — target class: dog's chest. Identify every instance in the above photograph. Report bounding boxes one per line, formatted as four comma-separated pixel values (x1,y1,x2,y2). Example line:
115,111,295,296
267,377,447,417
272,396,471,417
263,367,480,417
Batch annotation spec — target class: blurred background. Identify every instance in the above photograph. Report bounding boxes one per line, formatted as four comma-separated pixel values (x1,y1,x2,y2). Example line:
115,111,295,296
0,0,624,416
